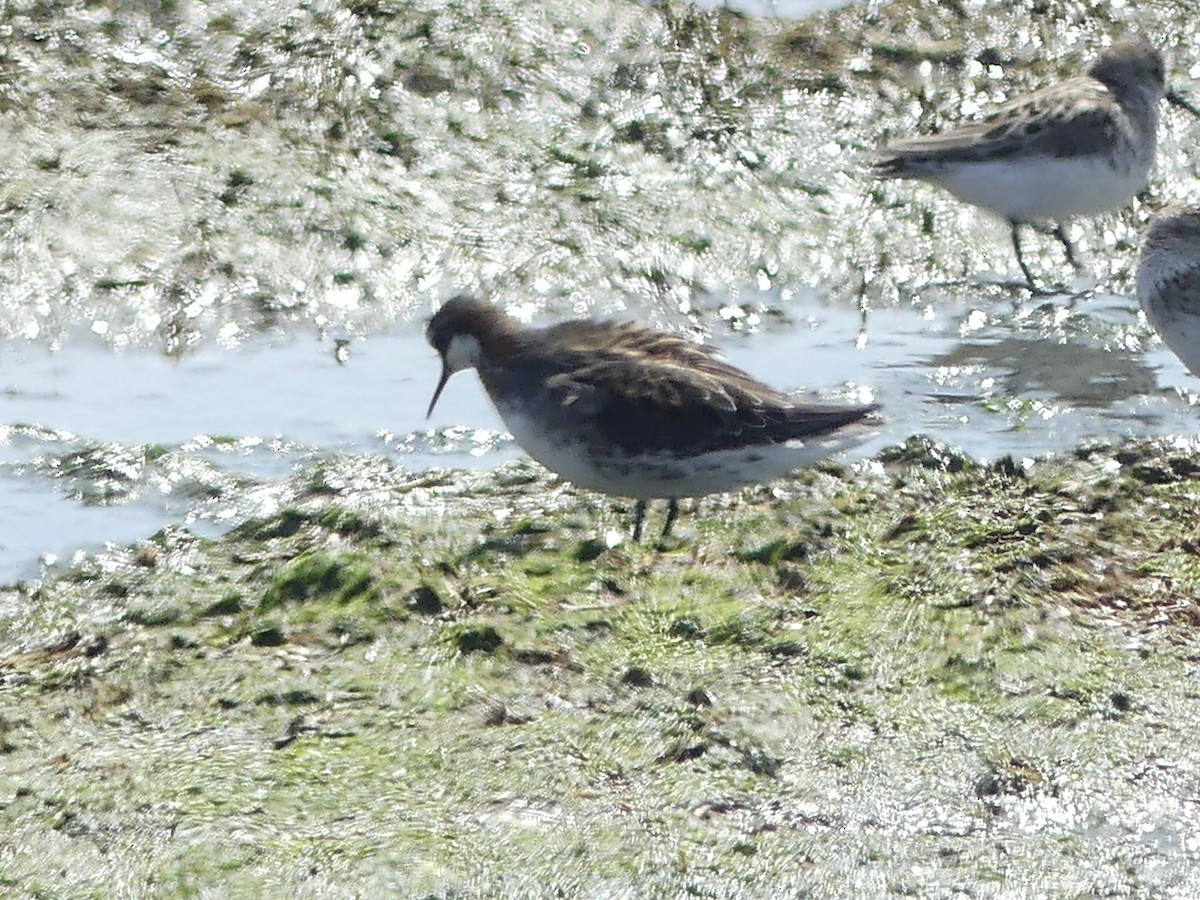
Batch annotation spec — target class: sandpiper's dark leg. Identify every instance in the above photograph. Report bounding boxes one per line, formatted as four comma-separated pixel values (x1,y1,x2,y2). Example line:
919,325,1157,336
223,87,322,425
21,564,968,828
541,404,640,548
661,498,680,539
1050,224,1082,270
1010,222,1037,289
632,500,647,542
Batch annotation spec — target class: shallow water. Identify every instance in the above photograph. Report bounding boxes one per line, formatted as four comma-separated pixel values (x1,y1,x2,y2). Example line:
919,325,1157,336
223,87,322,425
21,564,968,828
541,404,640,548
3,287,1197,584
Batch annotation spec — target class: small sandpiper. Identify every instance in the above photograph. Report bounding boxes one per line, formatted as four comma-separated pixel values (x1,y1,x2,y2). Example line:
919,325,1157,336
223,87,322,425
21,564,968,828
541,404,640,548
873,36,1200,289
424,295,880,541
1136,205,1200,378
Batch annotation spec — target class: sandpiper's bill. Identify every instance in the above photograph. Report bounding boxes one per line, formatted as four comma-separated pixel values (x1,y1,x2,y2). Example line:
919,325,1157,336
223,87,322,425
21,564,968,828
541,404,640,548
873,36,1200,289
424,295,880,541
1136,205,1200,377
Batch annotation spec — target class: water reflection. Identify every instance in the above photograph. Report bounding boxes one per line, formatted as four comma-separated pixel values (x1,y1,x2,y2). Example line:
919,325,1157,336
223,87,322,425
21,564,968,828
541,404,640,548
931,338,1158,407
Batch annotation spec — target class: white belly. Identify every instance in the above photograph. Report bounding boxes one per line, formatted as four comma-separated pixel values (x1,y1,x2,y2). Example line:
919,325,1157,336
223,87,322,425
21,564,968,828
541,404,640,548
1140,291,1200,380
924,154,1151,222
499,408,871,500
1156,320,1200,379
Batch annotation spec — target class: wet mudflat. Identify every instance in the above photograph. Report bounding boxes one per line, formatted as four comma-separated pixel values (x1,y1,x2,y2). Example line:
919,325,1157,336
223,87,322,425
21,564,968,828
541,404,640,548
4,0,1200,895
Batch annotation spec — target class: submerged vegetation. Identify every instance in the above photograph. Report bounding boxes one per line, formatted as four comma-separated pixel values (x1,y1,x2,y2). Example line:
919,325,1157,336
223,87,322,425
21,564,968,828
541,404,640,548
3,0,1199,349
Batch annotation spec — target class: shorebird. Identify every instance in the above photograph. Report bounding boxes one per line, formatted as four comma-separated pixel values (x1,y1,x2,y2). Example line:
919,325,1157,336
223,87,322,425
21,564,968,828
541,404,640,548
1136,205,1200,378
873,36,1200,289
424,295,880,540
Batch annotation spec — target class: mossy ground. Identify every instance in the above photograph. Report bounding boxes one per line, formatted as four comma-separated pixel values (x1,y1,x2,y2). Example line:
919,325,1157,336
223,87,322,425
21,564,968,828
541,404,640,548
4,441,1200,895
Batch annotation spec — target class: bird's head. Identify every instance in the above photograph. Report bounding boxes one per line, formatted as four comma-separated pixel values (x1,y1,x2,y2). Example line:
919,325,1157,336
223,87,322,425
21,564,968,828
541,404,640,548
425,294,512,418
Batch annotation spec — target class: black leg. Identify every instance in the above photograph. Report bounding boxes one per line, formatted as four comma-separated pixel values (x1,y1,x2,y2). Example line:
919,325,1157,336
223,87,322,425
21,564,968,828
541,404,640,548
632,500,646,542
1010,221,1037,289
661,498,679,539
1051,224,1082,271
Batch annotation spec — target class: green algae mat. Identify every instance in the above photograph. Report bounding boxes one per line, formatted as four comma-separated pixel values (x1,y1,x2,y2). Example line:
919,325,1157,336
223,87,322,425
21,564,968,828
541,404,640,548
4,439,1200,895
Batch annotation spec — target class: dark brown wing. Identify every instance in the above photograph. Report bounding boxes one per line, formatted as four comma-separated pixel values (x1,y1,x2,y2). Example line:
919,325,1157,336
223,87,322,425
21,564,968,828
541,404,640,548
526,320,877,457
873,77,1120,174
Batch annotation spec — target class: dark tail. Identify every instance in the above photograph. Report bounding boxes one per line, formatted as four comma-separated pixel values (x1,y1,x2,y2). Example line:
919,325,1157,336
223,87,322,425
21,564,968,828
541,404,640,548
870,155,910,179
775,402,881,442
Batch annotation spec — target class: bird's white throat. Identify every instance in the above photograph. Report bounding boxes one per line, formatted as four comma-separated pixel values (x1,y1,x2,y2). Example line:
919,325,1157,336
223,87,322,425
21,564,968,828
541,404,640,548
444,333,484,373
